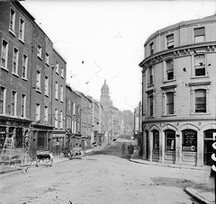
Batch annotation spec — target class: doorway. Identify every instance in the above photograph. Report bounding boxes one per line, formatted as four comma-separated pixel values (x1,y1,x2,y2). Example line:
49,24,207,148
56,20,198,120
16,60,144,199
145,130,149,160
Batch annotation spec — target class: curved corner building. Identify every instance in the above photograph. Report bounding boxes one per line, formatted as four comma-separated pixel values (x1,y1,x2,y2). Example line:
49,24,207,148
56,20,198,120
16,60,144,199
139,15,216,167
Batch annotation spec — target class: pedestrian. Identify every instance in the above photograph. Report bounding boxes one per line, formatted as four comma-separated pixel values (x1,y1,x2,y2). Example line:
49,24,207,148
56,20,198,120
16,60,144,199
128,143,134,159
56,138,60,156
121,142,126,156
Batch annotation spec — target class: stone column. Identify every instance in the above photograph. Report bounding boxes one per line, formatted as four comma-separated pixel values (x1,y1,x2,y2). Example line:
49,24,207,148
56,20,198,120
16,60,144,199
161,131,165,163
196,130,203,167
149,131,153,162
175,131,181,165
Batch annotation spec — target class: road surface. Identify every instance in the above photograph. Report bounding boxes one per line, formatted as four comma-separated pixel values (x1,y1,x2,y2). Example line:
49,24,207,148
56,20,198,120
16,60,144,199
0,141,210,204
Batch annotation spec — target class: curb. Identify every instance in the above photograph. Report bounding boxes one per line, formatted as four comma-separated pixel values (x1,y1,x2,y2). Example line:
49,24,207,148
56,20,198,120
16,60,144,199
184,187,215,204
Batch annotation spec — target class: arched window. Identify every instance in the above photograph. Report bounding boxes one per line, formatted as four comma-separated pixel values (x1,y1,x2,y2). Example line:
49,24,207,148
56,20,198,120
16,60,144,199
182,129,197,152
152,130,159,150
165,130,175,151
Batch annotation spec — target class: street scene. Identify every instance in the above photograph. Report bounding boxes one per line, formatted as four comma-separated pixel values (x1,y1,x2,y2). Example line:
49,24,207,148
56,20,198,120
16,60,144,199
0,137,212,204
1,1,216,204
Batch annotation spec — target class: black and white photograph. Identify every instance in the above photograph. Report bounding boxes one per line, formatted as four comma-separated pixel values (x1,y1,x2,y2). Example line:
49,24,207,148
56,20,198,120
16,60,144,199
0,0,216,203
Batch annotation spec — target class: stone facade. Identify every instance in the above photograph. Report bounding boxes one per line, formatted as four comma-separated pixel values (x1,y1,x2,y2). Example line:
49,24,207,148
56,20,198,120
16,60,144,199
139,15,216,167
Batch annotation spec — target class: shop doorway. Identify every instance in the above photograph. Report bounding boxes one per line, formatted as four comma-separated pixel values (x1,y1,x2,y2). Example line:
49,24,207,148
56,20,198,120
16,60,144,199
204,129,216,166
145,130,149,160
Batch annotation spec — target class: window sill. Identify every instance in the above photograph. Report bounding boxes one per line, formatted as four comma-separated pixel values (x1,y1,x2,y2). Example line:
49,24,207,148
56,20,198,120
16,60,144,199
22,77,28,81
1,66,9,72
190,75,209,79
36,89,42,94
56,72,59,75
37,56,43,61
162,114,176,117
45,63,49,67
147,83,154,88
55,98,59,101
190,112,210,116
45,94,49,97
18,38,25,44
9,30,16,37
163,78,176,83
12,72,19,78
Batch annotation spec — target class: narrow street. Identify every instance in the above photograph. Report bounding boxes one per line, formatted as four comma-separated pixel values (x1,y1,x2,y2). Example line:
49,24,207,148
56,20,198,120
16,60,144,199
0,140,211,204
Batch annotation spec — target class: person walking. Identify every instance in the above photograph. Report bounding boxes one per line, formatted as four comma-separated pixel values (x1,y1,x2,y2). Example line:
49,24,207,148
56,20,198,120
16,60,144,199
128,143,134,159
121,142,126,156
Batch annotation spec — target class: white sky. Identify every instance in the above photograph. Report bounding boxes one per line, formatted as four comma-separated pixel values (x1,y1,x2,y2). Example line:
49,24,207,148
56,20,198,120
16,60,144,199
21,0,216,112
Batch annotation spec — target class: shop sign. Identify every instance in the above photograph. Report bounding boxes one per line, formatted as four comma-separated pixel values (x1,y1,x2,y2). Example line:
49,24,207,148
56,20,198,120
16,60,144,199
211,133,216,172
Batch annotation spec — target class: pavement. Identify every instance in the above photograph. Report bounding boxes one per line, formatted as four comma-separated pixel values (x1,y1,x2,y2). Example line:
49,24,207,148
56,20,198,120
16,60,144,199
130,157,215,204
1,146,215,204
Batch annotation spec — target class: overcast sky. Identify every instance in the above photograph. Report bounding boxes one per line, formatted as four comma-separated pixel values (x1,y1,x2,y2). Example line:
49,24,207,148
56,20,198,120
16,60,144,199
21,0,216,112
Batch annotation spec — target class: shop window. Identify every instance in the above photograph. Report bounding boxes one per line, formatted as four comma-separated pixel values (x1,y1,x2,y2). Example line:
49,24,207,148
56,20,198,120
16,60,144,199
15,128,23,148
165,130,175,151
0,127,6,149
153,130,159,150
194,27,205,43
182,130,197,152
37,132,47,149
195,89,206,113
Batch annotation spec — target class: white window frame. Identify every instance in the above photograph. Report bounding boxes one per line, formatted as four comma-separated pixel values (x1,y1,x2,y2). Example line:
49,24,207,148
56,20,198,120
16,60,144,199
150,42,154,55
22,54,28,79
55,82,58,100
19,18,25,42
0,86,6,115
195,89,206,113
36,70,41,91
55,109,58,128
59,110,63,129
45,52,49,66
37,45,42,59
9,8,16,34
60,85,63,102
1,39,9,70
194,53,206,77
164,58,175,81
44,76,49,96
189,83,210,115
36,103,40,122
12,47,19,75
56,62,59,74
61,66,64,78
44,106,48,122
166,33,174,49
11,91,17,116
72,102,76,116
194,27,205,43
21,94,26,118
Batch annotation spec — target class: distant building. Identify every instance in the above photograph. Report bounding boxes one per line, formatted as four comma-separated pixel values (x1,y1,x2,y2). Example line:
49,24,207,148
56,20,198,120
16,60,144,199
139,15,216,167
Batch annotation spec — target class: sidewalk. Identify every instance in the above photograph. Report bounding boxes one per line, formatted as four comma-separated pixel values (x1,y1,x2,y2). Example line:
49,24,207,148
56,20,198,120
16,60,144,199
130,157,215,204
0,145,105,174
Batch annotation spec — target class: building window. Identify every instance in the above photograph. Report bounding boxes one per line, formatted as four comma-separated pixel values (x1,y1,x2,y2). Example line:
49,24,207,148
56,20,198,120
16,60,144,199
36,71,41,91
1,39,9,69
165,130,175,151
56,62,59,74
9,8,15,33
21,94,26,118
194,27,205,43
11,91,17,116
165,59,174,80
60,85,63,102
45,53,49,66
59,110,63,129
182,130,197,152
166,92,174,114
37,45,42,59
150,42,154,55
195,89,206,113
55,109,58,128
166,34,174,49
19,18,25,41
149,94,154,117
22,54,28,79
12,48,19,75
149,67,153,85
55,82,58,99
194,54,205,76
61,66,64,78
44,106,48,122
72,102,76,116
36,103,40,122
0,86,6,114
153,130,159,150
44,76,49,96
